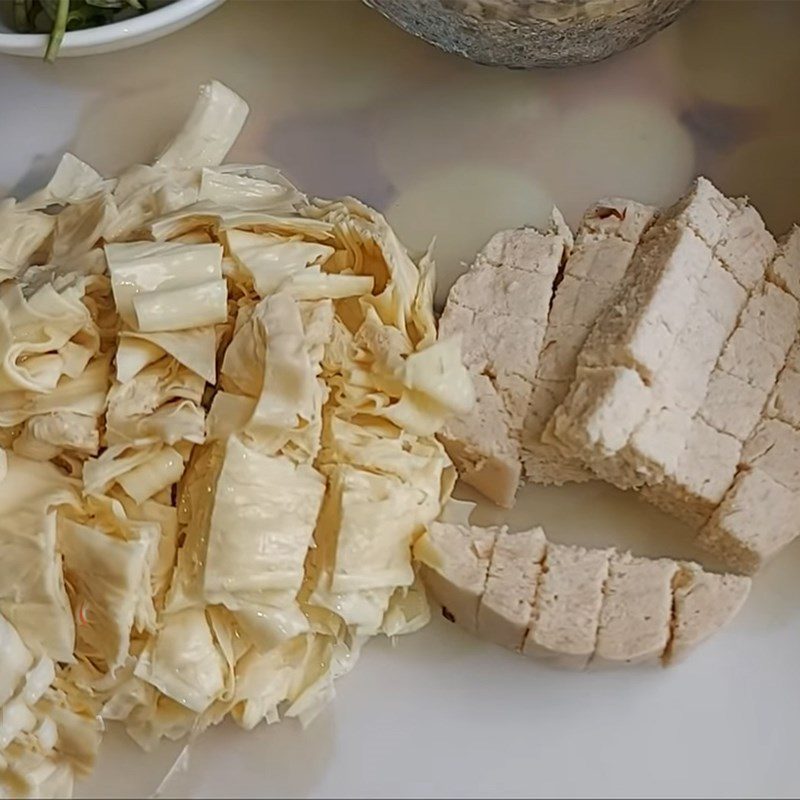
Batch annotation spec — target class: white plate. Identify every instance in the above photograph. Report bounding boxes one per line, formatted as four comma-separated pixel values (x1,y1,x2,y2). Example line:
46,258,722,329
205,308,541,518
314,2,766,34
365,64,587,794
1,1,799,797
0,0,224,57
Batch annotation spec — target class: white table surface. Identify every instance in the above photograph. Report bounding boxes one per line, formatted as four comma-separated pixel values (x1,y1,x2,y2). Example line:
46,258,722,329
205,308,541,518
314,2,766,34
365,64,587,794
2,2,800,798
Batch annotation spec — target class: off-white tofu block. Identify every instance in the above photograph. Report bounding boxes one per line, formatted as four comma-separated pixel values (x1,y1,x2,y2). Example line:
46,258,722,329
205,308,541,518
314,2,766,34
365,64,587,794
609,260,747,488
767,225,800,302
439,223,569,507
523,543,611,669
578,223,712,381
594,552,678,666
768,347,800,428
414,521,496,632
578,197,658,245
546,180,740,486
741,419,800,492
438,373,521,509
714,200,778,291
667,564,752,663
660,176,736,247
787,342,800,372
650,262,746,411
477,527,547,651
645,265,798,554
417,522,750,665
621,407,695,488
613,202,773,486
548,183,779,501
641,418,741,528
680,280,798,472
546,366,650,487
717,326,791,394
735,281,800,352
523,199,657,485
700,468,800,574
700,371,768,440
579,177,736,379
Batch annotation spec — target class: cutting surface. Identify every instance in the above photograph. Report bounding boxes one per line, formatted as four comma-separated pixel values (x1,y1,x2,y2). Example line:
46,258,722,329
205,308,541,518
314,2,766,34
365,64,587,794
1,2,799,797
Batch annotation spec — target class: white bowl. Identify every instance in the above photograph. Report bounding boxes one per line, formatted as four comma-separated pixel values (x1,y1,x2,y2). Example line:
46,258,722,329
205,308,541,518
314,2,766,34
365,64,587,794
0,0,224,58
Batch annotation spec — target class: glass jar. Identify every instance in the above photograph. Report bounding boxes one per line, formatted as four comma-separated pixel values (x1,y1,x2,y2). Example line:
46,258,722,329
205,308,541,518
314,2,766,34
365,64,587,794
364,0,693,67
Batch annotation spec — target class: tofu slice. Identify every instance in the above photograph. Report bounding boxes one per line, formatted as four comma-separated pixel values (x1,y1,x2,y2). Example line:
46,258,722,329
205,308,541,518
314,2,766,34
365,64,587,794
413,521,497,632
477,527,547,651
741,419,800,492
666,563,751,664
438,373,521,509
698,416,800,573
438,220,570,507
546,365,650,468
416,522,750,665
523,199,657,485
617,260,746,486
644,243,799,536
715,199,779,291
547,181,779,501
767,226,800,302
594,552,678,666
522,543,612,669
545,180,734,483
768,342,800,428
640,418,741,528
576,222,713,381
700,467,800,574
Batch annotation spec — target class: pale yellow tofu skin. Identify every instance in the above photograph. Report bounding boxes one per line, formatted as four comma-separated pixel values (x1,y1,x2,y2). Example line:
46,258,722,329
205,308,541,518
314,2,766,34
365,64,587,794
477,527,547,651
438,222,570,508
594,553,677,666
523,543,611,668
416,521,750,667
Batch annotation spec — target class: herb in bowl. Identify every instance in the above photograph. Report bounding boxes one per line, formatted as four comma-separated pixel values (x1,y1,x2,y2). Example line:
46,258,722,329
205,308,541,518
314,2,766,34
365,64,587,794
10,0,167,61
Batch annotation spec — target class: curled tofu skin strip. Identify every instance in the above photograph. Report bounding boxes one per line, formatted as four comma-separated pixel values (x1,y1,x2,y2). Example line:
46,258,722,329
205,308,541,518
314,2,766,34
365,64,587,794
225,229,336,295
0,281,97,395
118,327,218,385
155,80,250,170
115,446,185,505
132,279,228,333
105,241,224,328
198,169,302,213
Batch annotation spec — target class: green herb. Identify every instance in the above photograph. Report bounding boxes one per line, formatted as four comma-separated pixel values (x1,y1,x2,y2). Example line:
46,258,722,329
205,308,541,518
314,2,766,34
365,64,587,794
44,0,68,61
10,0,158,61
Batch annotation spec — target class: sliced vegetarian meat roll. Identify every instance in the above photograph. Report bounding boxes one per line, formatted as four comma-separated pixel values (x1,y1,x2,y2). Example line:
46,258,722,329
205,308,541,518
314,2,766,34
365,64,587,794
414,520,751,667
437,217,572,508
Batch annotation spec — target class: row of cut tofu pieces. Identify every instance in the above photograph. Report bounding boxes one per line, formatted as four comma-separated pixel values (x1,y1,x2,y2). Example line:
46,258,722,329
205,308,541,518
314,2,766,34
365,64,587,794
439,178,800,573
414,521,751,667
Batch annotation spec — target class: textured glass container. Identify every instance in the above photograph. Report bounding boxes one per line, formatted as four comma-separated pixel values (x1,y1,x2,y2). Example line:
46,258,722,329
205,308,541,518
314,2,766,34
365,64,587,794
364,0,693,67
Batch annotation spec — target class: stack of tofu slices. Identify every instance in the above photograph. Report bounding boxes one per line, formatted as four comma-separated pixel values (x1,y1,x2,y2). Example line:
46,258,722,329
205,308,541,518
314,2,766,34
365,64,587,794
417,177,800,667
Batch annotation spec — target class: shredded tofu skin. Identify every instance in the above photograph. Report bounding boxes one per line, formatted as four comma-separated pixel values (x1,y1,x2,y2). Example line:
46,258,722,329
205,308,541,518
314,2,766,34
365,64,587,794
0,81,473,797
